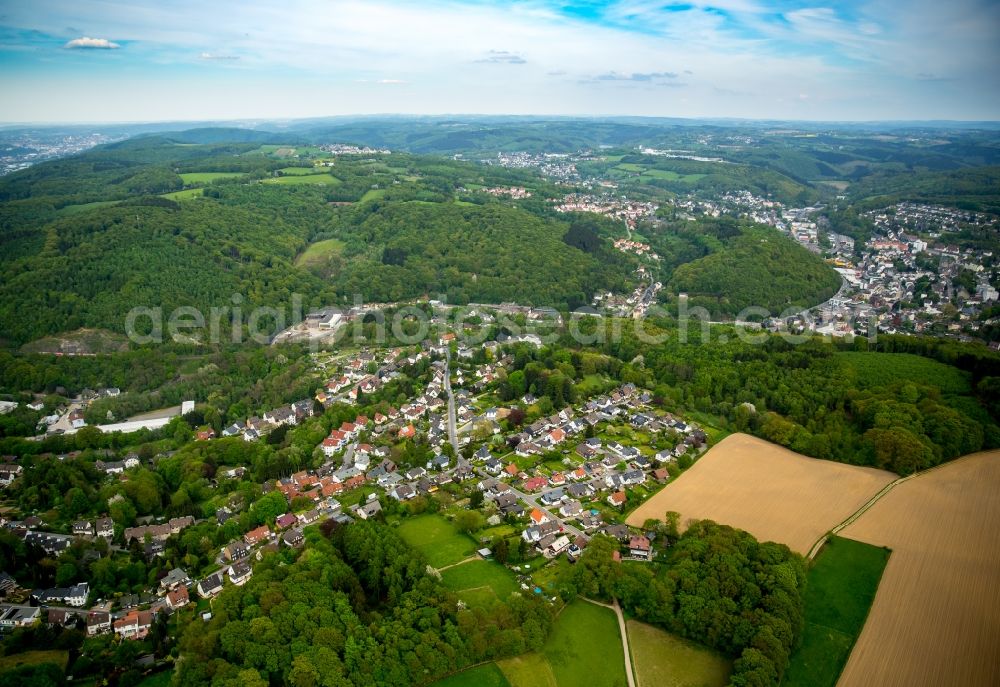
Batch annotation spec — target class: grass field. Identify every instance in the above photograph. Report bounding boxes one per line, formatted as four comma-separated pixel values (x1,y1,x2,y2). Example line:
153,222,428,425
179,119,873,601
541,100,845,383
0,649,69,672
56,200,120,216
161,188,204,200
178,172,245,185
627,620,731,687
626,433,896,554
277,166,320,175
294,238,344,269
837,351,971,394
641,169,706,182
782,537,889,687
497,653,558,687
360,188,386,201
837,450,1000,687
136,670,174,687
397,514,477,568
440,559,519,604
265,173,341,185
431,663,511,687
544,601,627,687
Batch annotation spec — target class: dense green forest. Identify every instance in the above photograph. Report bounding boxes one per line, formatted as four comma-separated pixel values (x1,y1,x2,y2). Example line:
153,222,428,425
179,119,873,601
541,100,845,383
484,321,1000,475
665,226,842,316
174,521,556,687
570,525,805,687
0,138,632,344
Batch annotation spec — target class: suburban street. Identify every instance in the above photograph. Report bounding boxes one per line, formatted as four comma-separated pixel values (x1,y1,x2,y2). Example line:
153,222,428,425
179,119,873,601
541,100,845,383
444,349,461,459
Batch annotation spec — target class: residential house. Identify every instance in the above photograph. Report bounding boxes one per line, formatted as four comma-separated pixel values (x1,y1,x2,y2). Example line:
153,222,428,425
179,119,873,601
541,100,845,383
282,529,305,548
224,541,249,562
529,508,550,526
244,525,270,547
197,573,225,598
539,488,566,506
114,610,154,640
95,517,114,538
166,586,189,609
545,535,571,557
86,611,112,636
607,491,627,508
229,561,253,586
629,535,651,559
275,513,298,530
356,500,382,520
523,476,548,492
158,568,191,593
559,500,583,519
72,520,94,537
0,605,39,628
31,582,88,607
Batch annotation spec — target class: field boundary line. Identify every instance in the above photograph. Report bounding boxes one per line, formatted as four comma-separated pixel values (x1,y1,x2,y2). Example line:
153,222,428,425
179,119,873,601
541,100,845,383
806,458,961,560
435,555,479,572
582,597,636,687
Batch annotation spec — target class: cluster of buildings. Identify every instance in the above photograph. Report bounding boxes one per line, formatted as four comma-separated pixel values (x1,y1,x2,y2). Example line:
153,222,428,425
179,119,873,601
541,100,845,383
554,193,659,228
483,151,579,180
0,130,123,176
319,143,391,156
612,238,659,260
476,186,532,199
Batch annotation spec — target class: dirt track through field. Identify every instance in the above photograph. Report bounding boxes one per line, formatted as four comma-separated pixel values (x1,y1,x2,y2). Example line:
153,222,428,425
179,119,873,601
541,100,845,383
626,433,895,554
837,450,1000,687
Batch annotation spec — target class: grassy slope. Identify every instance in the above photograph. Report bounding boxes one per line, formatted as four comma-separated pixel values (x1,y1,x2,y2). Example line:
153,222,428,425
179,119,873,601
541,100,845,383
668,227,842,316
294,238,345,269
782,536,890,687
0,650,69,672
396,514,478,568
626,620,731,687
836,351,971,394
543,601,627,687
431,663,512,687
439,559,519,603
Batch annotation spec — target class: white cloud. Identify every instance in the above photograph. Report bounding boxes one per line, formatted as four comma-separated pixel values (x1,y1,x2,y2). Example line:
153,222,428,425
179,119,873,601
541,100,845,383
199,52,239,60
0,0,995,120
64,36,119,49
376,78,407,84
475,50,526,64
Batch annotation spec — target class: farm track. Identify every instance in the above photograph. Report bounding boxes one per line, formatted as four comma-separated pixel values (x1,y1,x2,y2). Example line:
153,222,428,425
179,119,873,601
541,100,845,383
584,597,636,687
627,433,895,555
836,450,1000,687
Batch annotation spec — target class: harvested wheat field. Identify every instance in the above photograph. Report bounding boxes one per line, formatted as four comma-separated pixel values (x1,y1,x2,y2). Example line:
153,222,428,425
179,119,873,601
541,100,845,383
626,433,895,554
837,450,1000,687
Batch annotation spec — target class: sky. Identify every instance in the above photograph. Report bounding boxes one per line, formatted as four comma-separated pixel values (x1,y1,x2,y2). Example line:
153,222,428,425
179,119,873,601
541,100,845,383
0,0,998,123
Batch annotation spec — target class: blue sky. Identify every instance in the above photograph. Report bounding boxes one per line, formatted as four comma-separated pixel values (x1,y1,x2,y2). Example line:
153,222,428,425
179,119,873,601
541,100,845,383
0,0,997,122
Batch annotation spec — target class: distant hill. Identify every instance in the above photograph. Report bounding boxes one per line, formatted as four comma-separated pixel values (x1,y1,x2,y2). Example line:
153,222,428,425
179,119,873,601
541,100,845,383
666,226,842,316
0,138,632,344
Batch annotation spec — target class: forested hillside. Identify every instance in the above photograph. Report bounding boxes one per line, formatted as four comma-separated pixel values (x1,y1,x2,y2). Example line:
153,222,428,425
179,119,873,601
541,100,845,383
0,138,629,344
666,226,842,316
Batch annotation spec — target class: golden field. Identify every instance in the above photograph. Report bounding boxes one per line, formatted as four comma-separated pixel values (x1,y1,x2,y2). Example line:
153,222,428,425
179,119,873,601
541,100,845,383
626,433,895,554
837,450,1000,687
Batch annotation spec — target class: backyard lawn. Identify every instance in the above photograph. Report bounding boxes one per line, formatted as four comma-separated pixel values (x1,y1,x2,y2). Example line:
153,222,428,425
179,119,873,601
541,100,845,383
627,620,731,687
397,514,478,568
440,559,519,604
543,601,627,687
782,536,890,687
431,663,511,687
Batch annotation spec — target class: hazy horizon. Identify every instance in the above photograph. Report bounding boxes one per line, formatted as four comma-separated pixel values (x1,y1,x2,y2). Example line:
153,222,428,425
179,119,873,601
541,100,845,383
2,1,998,123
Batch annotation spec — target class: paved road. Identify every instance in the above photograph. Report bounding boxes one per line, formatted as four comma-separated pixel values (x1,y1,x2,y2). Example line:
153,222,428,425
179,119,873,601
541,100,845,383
584,597,636,687
469,460,587,543
506,480,586,541
443,350,461,458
